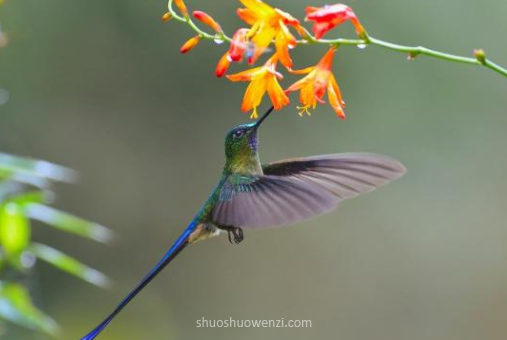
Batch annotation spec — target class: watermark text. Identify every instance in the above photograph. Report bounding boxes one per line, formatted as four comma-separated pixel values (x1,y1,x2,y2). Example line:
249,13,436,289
196,317,312,328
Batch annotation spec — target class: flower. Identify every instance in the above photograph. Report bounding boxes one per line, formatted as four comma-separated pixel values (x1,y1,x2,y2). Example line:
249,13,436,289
305,4,366,39
180,36,201,53
193,11,222,33
215,29,252,78
161,12,172,22
286,47,346,119
216,52,231,77
215,29,250,78
228,28,250,62
173,0,188,17
227,55,289,118
236,0,301,68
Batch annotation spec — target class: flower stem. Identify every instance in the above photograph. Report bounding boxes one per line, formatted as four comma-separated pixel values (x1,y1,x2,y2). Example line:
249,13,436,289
168,0,231,42
368,37,475,64
368,37,507,78
310,34,507,78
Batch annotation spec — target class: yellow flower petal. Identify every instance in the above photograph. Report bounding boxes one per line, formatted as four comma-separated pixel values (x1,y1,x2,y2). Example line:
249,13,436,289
239,0,274,16
275,23,295,68
285,73,313,93
249,24,277,64
288,66,315,75
236,8,259,25
241,77,267,112
329,74,346,107
328,82,346,119
226,67,263,82
266,77,289,109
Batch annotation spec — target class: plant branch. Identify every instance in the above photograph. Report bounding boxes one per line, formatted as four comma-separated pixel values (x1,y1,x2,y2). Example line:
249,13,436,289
167,0,507,79
368,37,507,77
168,0,231,43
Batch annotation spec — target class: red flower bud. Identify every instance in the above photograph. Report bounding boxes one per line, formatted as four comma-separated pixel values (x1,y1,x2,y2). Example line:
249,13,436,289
193,10,222,32
215,53,231,77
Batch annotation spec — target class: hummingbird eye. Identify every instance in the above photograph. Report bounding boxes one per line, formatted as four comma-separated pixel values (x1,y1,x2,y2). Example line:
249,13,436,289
233,129,245,138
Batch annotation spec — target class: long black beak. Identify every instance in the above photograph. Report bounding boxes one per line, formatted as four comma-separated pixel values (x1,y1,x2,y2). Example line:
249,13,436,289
253,106,275,130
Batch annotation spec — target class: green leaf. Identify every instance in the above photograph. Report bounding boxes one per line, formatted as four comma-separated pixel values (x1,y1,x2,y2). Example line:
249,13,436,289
10,191,48,206
0,282,59,335
0,202,30,257
0,152,75,183
30,243,112,288
25,203,114,244
0,168,11,180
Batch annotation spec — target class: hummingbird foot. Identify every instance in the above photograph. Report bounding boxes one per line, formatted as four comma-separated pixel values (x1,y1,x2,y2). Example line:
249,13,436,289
188,224,221,244
222,226,244,244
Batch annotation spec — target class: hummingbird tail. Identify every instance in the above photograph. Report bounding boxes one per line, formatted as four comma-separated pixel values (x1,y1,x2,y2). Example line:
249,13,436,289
78,221,196,340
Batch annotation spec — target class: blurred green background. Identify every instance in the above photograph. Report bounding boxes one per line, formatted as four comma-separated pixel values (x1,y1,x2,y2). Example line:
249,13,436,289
1,0,507,339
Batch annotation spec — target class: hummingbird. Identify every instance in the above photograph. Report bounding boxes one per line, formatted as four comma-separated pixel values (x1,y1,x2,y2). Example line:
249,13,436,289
78,106,406,340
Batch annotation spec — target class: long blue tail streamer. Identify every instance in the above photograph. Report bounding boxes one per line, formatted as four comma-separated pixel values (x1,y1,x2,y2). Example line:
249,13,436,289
78,222,196,340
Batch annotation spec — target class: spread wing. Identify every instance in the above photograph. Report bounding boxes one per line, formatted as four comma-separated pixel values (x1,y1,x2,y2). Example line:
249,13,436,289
211,153,406,230
212,174,337,230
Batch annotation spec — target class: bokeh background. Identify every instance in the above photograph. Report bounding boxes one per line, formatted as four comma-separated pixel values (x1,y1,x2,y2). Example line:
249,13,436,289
1,0,507,339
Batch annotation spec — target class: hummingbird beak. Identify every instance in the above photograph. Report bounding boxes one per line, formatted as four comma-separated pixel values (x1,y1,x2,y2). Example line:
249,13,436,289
253,106,275,130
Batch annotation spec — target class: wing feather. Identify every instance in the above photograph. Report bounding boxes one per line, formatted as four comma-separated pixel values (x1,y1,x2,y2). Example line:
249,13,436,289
263,153,406,201
211,153,406,230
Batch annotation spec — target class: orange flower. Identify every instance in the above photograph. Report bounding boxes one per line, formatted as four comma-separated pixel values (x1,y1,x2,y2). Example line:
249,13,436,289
286,47,346,119
227,55,289,118
193,11,222,33
305,4,366,39
236,0,301,68
180,36,201,53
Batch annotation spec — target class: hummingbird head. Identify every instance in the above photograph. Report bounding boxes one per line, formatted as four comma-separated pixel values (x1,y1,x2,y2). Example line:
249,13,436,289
224,106,274,173
224,123,258,158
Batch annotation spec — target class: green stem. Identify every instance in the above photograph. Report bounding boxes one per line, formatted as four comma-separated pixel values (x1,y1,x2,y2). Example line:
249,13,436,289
370,37,507,78
483,59,507,77
368,37,477,64
168,0,231,42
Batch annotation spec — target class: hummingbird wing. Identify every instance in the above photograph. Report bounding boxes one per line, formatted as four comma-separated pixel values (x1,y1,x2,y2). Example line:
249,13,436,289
262,153,406,201
211,153,406,230
212,174,338,230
